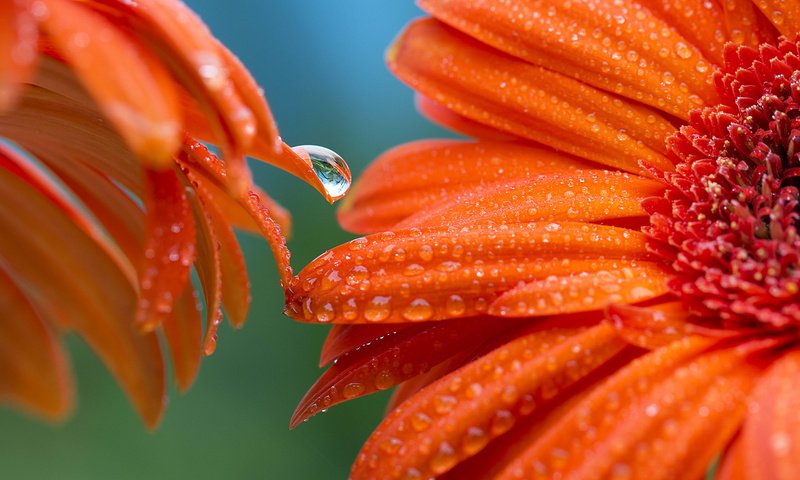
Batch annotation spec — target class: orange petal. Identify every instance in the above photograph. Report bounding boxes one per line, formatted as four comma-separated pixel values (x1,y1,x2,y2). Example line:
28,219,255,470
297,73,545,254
497,337,759,479
488,262,671,317
608,301,744,349
202,189,251,329
0,265,72,420
717,434,748,480
162,286,202,392
351,324,625,479
184,179,223,356
740,349,800,480
389,19,677,174
719,0,779,47
292,316,527,428
46,160,145,267
178,139,293,286
0,0,38,111
420,0,720,117
286,223,654,325
415,95,519,141
40,0,181,167
386,353,472,413
0,167,165,427
636,0,728,64
136,167,196,332
338,140,595,234
396,170,664,230
752,0,800,36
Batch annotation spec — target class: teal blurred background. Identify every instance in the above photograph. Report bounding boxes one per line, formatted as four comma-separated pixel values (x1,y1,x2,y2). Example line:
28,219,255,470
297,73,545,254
0,2,454,479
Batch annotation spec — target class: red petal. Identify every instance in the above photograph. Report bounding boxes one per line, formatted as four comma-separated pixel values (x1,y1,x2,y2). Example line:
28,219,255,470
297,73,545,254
162,286,202,392
292,316,527,428
320,324,414,367
136,167,196,332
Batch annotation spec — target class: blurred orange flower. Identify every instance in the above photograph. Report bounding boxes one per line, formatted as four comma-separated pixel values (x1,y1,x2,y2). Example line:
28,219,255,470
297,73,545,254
287,0,800,478
0,0,349,427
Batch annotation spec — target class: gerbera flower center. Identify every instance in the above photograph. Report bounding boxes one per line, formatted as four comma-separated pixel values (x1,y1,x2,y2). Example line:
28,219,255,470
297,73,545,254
646,39,800,330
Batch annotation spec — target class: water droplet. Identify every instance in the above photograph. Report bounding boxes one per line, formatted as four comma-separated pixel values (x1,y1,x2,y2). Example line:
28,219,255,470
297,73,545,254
402,298,434,321
462,427,489,455
375,370,395,390
379,437,403,454
490,409,516,435
364,296,391,322
411,412,433,431
445,295,466,316
343,382,365,399
674,42,692,59
429,442,457,474
292,145,352,201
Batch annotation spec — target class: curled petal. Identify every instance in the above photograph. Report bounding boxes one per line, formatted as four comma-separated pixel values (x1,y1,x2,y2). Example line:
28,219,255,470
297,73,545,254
136,167,196,332
162,286,202,392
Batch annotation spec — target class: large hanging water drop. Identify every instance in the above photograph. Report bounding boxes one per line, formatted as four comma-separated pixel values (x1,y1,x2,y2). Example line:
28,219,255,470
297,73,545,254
292,145,351,202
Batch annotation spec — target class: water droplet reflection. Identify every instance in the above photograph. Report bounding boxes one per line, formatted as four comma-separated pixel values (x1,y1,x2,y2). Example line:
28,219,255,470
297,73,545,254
292,145,351,201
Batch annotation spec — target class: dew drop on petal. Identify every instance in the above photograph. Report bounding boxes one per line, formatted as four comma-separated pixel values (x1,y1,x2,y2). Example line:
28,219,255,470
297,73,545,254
292,145,352,201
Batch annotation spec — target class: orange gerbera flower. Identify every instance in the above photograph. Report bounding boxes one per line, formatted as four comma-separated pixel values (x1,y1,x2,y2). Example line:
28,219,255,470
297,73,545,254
286,0,800,478
0,0,349,427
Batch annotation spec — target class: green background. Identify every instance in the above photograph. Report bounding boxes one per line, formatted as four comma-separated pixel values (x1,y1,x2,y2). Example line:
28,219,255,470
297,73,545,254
0,2,454,479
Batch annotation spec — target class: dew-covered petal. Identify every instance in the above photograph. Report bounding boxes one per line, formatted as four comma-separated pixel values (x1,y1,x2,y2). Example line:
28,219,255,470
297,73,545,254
488,262,671,317
351,324,625,479
162,286,202,392
292,316,526,428
719,0,779,47
739,349,800,480
607,301,742,349
496,337,760,480
0,265,72,420
752,0,800,36
286,223,653,325
184,177,223,356
178,139,293,286
339,140,594,234
320,324,415,367
388,19,676,174
0,0,38,111
396,170,663,230
41,0,181,168
136,167,196,332
717,435,748,480
420,0,721,117
415,95,519,141
0,167,165,427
